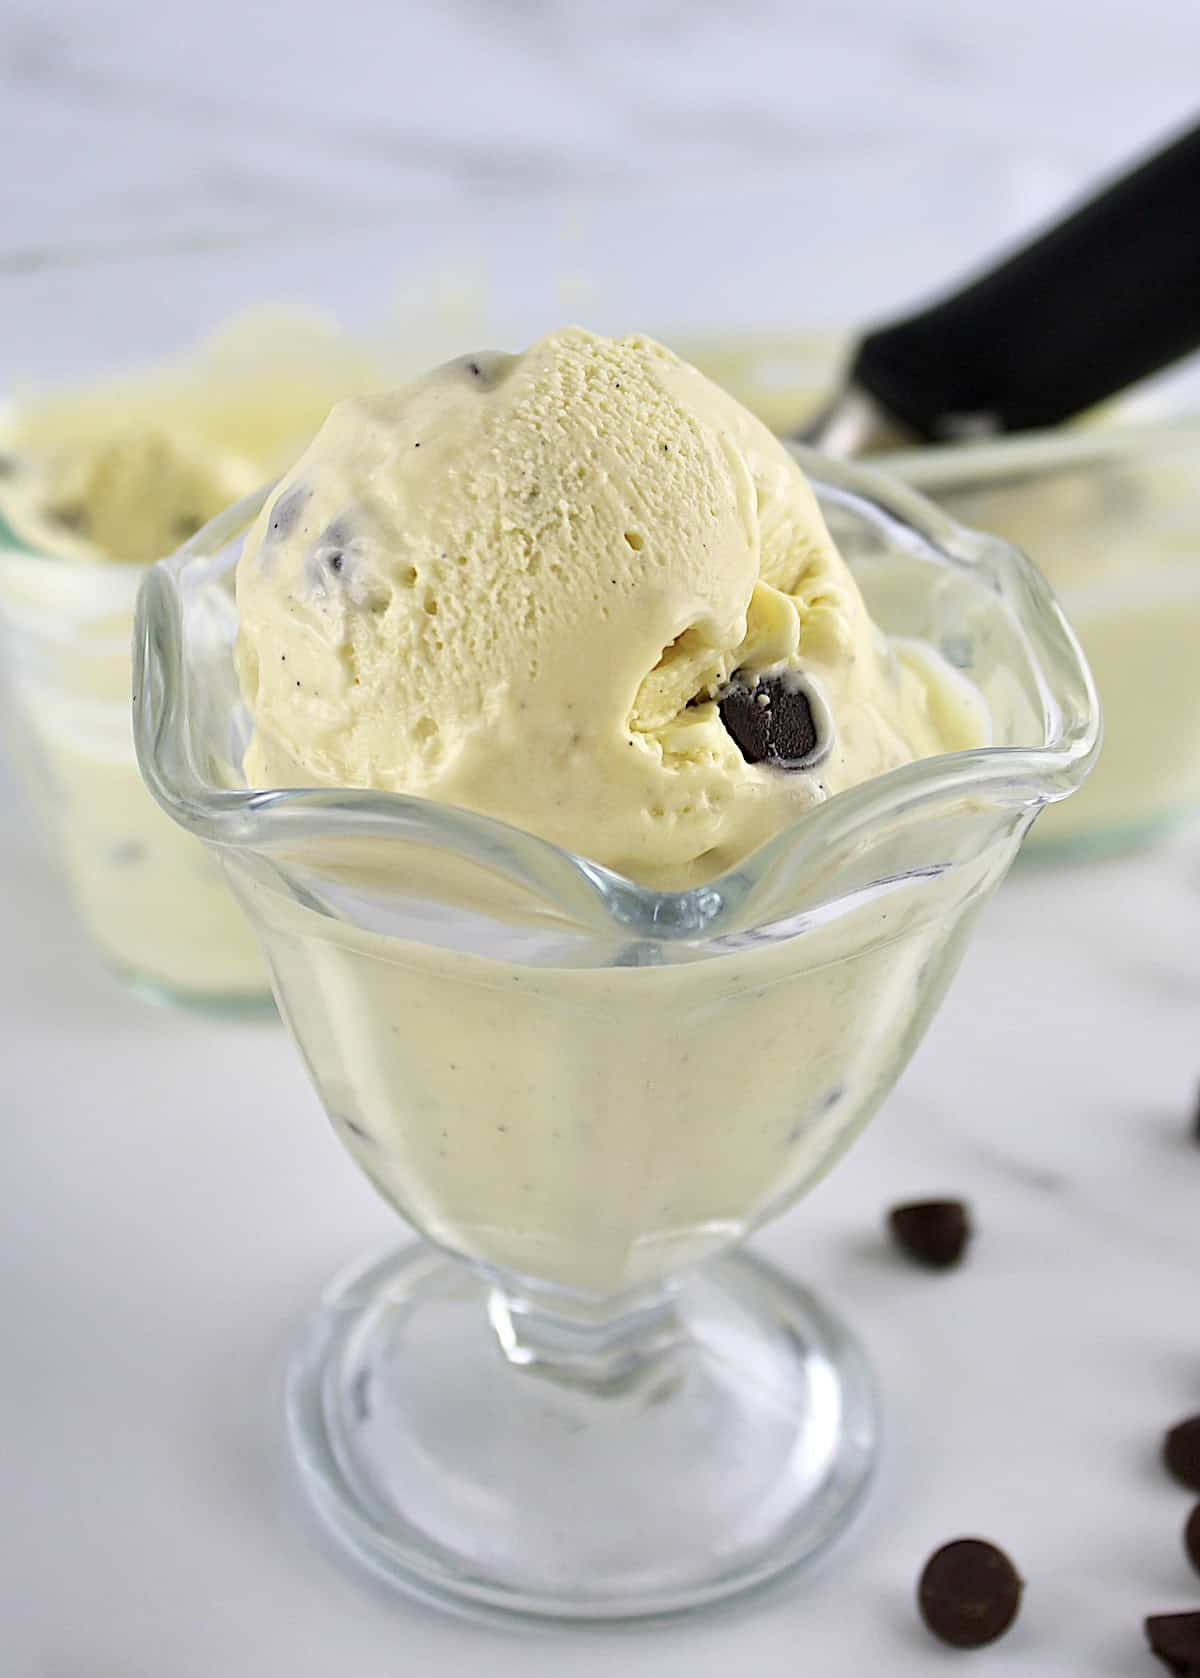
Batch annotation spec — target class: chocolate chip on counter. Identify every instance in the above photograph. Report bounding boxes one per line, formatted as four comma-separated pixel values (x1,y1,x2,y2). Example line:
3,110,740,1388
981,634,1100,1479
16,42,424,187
1146,1612,1200,1674
717,671,826,768
888,1199,971,1270
917,1538,1022,1648
1165,1417,1200,1493
1184,1504,1200,1578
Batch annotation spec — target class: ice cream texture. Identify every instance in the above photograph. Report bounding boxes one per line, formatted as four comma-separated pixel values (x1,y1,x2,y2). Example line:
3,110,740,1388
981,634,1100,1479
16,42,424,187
236,328,986,885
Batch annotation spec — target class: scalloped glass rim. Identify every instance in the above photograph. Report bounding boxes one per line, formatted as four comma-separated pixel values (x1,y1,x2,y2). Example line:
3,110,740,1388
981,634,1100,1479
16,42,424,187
133,449,1099,938
885,412,1200,494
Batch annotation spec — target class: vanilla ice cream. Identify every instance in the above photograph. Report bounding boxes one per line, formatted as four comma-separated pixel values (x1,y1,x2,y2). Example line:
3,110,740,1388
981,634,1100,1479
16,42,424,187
0,428,260,565
237,328,985,886
208,329,1003,1291
895,423,1200,855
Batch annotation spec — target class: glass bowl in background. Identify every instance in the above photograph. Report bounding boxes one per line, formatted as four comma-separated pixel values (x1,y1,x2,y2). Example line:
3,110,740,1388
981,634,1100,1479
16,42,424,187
0,526,269,1008
0,314,403,1006
893,420,1200,856
133,458,1096,1622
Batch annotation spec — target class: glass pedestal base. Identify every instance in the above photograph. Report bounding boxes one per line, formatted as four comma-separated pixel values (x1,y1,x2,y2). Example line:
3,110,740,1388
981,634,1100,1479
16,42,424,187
286,1243,877,1625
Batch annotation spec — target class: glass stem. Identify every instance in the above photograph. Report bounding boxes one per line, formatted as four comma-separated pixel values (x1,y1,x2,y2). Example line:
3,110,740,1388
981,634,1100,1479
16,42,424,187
486,1275,684,1394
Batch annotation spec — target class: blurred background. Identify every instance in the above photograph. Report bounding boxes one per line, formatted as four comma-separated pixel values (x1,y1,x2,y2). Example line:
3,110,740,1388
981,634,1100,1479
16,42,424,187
4,0,1200,251
2,4,1200,1676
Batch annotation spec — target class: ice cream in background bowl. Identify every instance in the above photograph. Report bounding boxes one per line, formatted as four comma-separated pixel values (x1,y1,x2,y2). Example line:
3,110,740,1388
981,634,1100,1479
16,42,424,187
891,420,1200,856
135,327,1097,1620
0,311,387,1007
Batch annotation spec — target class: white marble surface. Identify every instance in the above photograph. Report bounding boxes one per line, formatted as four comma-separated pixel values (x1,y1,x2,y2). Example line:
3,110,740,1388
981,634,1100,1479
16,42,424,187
2,4,1200,1674
2,0,1200,256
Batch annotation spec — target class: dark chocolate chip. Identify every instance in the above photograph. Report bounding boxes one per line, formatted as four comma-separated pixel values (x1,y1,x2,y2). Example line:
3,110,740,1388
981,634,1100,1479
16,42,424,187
455,352,510,389
1146,1612,1200,1674
49,503,88,534
888,1199,971,1270
1165,1417,1200,1493
268,484,308,542
328,551,344,574
1184,1504,1200,1578
718,671,823,768
917,1538,1022,1649
173,513,202,542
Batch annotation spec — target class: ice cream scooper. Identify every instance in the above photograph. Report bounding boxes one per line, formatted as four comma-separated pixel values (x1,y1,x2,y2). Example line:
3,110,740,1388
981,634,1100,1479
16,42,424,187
799,119,1200,455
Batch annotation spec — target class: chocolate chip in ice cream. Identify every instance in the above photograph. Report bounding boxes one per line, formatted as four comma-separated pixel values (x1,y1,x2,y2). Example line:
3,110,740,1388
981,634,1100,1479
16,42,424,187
457,351,510,389
718,671,829,769
917,1538,1022,1649
307,519,356,592
1146,1612,1200,1674
268,484,309,544
1165,1417,1200,1493
1184,1504,1200,1577
49,502,88,534
888,1198,971,1269
173,513,203,543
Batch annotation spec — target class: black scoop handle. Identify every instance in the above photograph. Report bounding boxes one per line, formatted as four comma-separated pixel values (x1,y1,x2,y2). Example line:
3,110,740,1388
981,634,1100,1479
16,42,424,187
852,120,1200,441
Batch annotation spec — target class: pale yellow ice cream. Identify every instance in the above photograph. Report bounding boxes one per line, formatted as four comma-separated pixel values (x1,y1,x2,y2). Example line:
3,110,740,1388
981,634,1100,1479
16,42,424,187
682,328,843,434
236,838,992,1293
0,428,260,566
895,423,1200,854
236,328,985,886
1,309,384,567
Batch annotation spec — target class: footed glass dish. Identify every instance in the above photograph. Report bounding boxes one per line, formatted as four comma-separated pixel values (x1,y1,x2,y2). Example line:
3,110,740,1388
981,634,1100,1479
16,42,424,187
133,452,1097,1623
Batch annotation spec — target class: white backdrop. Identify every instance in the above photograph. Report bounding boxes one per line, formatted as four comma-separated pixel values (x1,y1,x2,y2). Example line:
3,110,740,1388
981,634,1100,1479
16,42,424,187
1,0,1198,252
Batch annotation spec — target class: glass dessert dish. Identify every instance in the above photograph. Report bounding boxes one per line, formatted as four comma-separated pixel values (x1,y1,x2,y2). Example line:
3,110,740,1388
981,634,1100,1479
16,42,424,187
0,527,270,1009
893,418,1200,857
133,453,1097,1624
